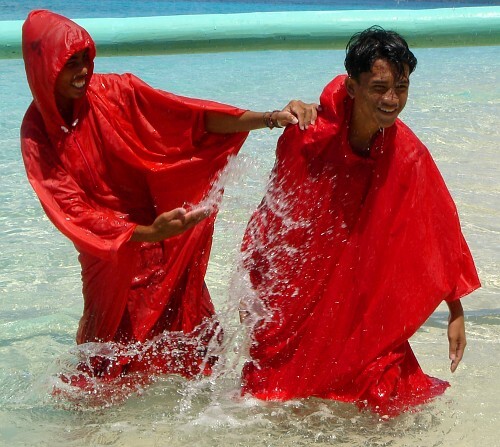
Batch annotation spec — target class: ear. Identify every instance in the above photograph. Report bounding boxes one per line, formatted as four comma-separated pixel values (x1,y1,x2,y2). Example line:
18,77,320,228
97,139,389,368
344,77,356,99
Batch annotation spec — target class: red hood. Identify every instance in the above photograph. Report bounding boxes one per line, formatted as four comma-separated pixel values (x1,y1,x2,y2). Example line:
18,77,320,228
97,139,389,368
20,16,250,343
22,10,96,137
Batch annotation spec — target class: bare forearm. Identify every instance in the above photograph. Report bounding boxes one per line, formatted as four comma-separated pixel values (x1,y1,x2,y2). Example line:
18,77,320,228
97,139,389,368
130,224,156,242
447,299,464,318
205,111,268,133
446,298,466,372
205,100,320,134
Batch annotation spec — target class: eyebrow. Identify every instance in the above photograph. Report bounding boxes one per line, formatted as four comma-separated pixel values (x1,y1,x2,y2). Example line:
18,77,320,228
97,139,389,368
370,78,409,86
370,80,391,86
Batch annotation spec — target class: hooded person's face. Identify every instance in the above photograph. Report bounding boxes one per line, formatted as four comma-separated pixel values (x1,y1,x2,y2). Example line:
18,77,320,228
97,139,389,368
22,10,96,134
55,49,91,112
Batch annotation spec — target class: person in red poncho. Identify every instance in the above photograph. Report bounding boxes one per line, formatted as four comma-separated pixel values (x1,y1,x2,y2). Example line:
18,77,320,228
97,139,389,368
240,27,480,415
20,10,318,382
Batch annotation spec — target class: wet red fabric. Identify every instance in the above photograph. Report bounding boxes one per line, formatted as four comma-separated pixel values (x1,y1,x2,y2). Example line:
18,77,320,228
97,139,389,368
241,75,480,415
20,10,248,377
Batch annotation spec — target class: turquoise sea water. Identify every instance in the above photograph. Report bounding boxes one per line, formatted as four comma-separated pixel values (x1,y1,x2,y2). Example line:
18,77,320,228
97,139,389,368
1,0,499,19
1,1,499,446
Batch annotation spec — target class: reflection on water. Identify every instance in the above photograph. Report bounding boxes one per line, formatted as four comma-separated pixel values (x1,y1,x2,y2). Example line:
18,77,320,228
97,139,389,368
0,46,499,446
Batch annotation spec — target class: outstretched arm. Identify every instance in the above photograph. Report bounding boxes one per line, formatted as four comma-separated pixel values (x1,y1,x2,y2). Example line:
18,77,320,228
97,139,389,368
447,299,466,373
205,100,320,133
131,207,211,243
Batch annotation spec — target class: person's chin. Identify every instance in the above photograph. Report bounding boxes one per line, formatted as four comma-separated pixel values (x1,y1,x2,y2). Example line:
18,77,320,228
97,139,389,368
376,113,399,129
71,89,87,99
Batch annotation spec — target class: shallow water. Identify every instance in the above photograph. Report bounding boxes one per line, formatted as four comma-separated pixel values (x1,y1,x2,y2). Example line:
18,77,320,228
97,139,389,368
0,23,499,447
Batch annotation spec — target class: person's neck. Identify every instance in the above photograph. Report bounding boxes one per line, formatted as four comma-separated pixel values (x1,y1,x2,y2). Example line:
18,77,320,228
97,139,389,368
56,97,74,126
348,115,380,155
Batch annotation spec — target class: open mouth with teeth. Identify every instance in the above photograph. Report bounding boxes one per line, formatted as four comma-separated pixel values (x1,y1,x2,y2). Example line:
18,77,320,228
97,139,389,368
71,78,86,89
378,106,398,114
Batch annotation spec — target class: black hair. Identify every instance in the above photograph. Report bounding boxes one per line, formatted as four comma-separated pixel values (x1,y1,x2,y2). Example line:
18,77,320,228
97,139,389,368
344,26,417,80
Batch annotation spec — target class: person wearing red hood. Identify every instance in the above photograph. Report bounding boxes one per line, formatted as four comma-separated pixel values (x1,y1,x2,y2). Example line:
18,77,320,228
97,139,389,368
240,27,480,415
20,10,318,381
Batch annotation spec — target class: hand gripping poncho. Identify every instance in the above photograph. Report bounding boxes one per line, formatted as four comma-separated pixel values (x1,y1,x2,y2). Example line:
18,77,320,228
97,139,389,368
241,75,480,415
21,10,248,378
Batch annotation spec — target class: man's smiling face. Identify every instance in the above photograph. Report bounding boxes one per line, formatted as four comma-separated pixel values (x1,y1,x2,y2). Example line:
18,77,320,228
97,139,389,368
55,49,90,105
347,58,410,134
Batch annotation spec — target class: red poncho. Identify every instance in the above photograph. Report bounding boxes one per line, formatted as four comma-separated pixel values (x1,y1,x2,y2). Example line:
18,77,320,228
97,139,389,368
241,75,480,414
21,10,248,378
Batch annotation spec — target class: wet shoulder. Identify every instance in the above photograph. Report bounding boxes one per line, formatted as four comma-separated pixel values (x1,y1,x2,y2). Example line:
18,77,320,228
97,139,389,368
393,119,430,163
89,73,138,100
21,102,47,143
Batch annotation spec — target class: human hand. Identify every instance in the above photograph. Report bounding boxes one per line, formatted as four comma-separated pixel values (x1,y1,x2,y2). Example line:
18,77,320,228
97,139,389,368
278,100,320,130
447,300,466,373
132,207,211,242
